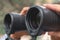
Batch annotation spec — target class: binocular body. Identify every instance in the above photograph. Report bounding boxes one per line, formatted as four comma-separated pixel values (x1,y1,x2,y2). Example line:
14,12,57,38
4,6,60,37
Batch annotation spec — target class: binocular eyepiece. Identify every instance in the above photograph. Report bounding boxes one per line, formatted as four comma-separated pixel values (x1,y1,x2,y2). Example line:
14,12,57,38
4,6,60,37
4,12,27,35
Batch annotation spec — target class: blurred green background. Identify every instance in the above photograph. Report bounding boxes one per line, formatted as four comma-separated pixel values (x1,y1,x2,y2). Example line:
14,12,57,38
0,0,60,36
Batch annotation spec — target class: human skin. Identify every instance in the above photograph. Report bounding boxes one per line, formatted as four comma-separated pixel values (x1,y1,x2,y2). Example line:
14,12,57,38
43,4,60,16
10,4,60,40
10,31,29,40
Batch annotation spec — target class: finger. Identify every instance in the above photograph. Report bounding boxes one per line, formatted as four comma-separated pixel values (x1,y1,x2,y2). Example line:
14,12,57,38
53,32,60,37
48,32,60,37
48,32,55,36
10,34,19,40
20,7,30,15
10,34,15,39
43,4,60,12
10,31,29,39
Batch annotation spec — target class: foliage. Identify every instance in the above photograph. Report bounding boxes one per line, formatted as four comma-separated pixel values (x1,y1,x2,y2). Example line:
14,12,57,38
10,0,35,10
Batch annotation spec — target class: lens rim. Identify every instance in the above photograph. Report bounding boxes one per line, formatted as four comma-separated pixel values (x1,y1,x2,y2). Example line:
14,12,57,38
25,6,44,35
4,13,14,35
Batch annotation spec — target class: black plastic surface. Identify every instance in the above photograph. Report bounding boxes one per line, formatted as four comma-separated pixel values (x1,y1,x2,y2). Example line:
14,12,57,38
4,13,27,35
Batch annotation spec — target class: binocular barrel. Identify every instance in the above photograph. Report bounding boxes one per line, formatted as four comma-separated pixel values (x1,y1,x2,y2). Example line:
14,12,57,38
25,6,60,36
4,12,26,35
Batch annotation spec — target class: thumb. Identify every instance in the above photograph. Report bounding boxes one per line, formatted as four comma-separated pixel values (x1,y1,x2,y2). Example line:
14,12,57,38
43,4,60,12
20,7,30,15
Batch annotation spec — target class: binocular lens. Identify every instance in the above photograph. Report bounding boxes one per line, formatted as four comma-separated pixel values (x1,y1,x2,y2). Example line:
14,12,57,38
4,14,11,30
26,7,41,29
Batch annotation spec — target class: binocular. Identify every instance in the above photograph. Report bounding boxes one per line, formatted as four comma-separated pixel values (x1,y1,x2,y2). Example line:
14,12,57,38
4,6,60,40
